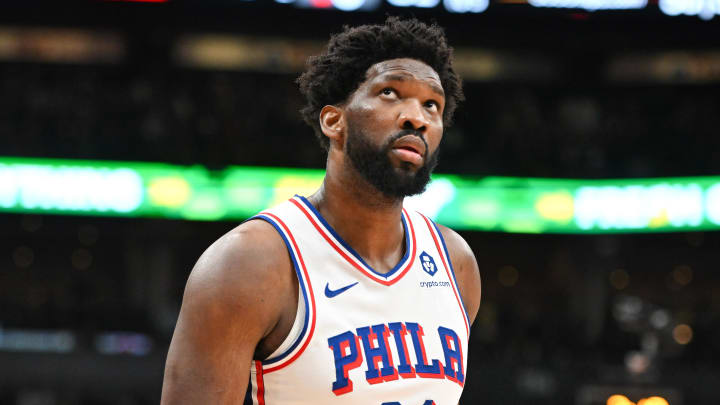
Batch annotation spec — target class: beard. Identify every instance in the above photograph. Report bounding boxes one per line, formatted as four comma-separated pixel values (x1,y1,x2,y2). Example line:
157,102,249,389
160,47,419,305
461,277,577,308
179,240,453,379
345,125,439,199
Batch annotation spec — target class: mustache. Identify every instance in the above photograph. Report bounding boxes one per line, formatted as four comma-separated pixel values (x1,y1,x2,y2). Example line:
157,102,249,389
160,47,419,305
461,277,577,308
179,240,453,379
386,129,429,155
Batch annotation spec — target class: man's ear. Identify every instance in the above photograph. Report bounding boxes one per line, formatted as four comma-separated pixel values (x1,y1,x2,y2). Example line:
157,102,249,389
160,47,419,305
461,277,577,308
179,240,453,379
319,105,345,147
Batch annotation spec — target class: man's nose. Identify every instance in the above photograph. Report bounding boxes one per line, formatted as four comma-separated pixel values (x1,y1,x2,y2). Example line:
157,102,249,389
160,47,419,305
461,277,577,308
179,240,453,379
397,100,429,133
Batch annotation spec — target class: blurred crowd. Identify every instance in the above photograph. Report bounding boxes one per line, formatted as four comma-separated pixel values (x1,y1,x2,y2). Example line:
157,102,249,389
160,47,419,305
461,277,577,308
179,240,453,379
2,63,719,178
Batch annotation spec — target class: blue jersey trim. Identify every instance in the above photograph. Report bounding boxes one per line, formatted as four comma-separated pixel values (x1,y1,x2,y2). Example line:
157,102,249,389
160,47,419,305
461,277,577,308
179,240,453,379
296,195,411,280
243,375,253,405
430,220,470,326
246,214,311,366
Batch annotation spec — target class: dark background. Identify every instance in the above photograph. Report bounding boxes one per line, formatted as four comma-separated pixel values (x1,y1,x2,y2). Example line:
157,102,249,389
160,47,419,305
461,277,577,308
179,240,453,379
0,1,719,404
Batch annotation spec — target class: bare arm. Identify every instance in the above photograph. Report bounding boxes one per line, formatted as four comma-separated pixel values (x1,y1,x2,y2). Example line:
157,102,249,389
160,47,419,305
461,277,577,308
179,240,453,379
161,220,295,404
437,225,481,325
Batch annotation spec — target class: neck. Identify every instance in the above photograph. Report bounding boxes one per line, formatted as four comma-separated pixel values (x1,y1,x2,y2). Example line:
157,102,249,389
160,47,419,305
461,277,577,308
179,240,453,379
307,153,406,274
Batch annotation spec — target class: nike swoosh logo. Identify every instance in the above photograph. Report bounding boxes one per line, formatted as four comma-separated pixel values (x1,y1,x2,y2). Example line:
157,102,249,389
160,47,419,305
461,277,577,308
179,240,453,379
324,282,359,298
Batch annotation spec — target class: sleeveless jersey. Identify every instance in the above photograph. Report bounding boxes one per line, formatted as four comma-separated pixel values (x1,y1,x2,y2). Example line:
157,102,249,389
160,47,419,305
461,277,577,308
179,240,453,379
245,196,470,405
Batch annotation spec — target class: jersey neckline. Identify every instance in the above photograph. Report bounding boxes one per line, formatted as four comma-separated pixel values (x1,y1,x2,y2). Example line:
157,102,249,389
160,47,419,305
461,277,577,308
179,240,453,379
292,195,416,286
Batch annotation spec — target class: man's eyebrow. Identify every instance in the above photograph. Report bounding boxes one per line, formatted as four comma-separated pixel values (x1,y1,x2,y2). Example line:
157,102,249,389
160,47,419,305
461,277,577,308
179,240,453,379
380,73,445,97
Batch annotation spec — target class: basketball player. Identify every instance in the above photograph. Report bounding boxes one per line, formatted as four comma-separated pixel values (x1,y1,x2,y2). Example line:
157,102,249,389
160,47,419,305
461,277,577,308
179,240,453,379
161,17,481,405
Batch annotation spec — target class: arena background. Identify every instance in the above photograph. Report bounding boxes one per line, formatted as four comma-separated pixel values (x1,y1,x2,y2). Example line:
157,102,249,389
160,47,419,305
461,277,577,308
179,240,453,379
1,1,719,404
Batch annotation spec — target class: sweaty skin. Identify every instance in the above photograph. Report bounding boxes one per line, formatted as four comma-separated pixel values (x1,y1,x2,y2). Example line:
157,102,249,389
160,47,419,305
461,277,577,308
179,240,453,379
160,58,481,404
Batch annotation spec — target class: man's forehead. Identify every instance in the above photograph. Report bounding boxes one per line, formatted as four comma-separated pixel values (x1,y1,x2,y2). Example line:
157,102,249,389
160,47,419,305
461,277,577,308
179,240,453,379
365,58,442,87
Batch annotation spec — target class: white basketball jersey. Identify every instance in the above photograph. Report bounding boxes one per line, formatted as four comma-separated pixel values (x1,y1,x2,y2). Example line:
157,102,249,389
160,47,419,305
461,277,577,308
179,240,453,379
244,196,470,405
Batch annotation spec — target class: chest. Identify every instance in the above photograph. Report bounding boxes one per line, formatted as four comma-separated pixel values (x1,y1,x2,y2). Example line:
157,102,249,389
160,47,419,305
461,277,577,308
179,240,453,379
249,198,470,404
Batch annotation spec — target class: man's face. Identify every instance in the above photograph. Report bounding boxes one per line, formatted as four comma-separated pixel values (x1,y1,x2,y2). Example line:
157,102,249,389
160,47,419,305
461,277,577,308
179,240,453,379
342,58,445,199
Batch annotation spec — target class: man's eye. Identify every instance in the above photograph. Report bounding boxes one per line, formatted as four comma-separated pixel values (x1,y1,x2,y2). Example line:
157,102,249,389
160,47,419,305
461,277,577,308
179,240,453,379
425,100,438,109
381,88,395,96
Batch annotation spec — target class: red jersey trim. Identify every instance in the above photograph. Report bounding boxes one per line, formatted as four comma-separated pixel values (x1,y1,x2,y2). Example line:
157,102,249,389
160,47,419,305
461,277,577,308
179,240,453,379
254,360,265,405
258,211,318,374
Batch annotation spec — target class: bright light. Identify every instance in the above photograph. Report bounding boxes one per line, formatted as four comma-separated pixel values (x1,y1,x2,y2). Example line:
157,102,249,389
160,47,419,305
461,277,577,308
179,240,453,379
148,177,191,208
660,0,720,20
387,0,440,8
332,0,365,9
608,394,670,405
0,165,18,207
607,394,634,405
535,191,574,222
1,165,143,214
575,183,704,230
528,0,647,11
5,157,720,233
276,0,380,11
639,397,670,405
706,183,720,224
444,0,489,13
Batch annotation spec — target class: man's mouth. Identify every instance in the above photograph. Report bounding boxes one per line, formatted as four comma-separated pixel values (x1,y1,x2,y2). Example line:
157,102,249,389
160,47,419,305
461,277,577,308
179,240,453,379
391,135,427,166
393,135,427,155
395,145,421,155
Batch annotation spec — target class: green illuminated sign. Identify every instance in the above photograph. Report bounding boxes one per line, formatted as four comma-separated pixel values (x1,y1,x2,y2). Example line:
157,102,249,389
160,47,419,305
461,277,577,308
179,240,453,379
1,157,719,234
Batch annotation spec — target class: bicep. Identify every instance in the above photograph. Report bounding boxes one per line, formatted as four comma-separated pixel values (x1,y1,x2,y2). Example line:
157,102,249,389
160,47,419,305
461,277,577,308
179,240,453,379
161,283,258,404
161,225,288,404
457,251,481,325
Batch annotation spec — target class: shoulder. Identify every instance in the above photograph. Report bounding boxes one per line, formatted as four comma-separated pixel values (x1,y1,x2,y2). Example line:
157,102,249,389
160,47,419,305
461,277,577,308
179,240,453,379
186,217,292,314
435,224,481,325
181,218,295,345
191,218,290,286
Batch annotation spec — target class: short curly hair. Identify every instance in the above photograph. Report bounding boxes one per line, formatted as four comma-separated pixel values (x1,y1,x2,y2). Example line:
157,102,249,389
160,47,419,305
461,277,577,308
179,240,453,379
297,17,464,151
